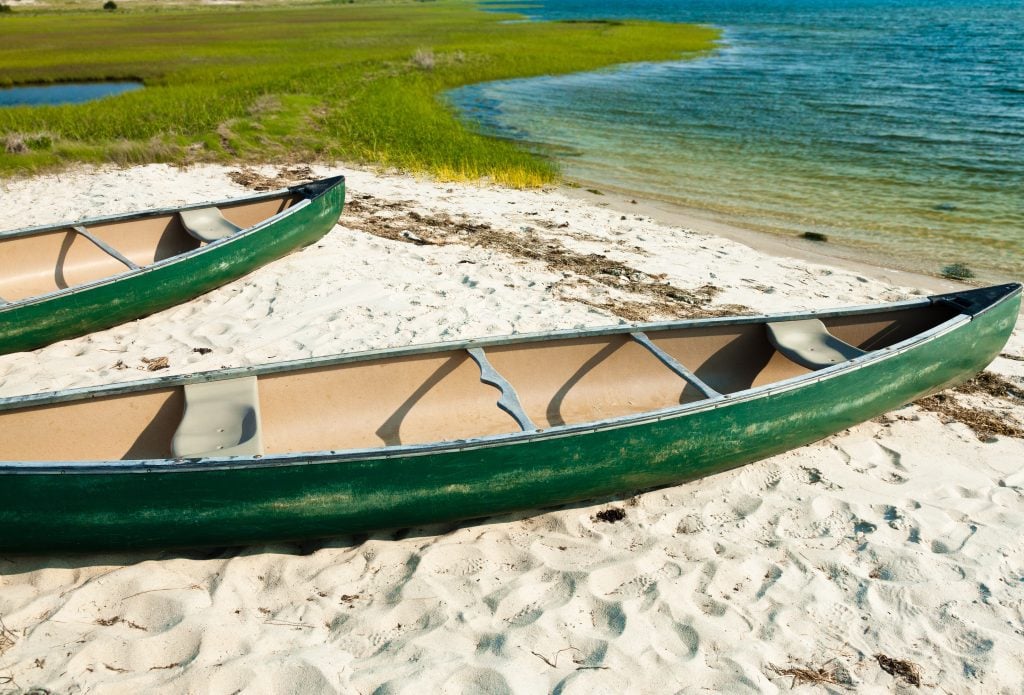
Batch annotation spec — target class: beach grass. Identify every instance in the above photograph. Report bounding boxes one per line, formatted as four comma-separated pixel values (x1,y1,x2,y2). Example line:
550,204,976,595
0,0,717,185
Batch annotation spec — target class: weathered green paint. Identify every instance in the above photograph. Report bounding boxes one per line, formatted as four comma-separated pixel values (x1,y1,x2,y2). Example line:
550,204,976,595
0,287,1018,553
0,177,345,355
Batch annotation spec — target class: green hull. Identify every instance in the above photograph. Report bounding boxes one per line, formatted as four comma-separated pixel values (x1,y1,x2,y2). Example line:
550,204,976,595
0,285,1018,553
0,177,345,355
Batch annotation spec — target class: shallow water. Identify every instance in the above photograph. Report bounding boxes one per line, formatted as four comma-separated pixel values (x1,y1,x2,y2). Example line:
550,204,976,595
0,81,143,107
455,0,1024,281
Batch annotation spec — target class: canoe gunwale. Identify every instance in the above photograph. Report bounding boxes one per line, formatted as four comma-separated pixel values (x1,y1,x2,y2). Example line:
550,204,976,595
0,176,343,313
4,284,1016,412
0,176,340,241
4,283,1018,474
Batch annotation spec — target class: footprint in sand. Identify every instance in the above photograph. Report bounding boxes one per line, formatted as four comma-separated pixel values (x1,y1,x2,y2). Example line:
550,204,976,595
489,570,575,627
588,559,683,601
930,523,977,554
193,320,235,339
416,543,489,577
439,667,513,695
589,598,627,638
837,438,909,484
649,604,700,661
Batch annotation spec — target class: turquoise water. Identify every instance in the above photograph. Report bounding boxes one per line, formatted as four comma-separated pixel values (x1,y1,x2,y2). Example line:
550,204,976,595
0,82,142,107
453,0,1024,280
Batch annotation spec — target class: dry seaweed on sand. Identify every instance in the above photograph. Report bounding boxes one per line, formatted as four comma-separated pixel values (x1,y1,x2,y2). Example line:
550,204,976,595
874,653,922,687
227,166,316,191
141,356,170,372
593,508,626,523
914,371,1024,440
914,393,1024,440
0,617,15,657
954,371,1024,400
767,660,851,688
342,194,750,321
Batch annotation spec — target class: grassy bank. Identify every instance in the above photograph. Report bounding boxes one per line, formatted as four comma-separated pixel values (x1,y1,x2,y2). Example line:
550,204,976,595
0,1,717,185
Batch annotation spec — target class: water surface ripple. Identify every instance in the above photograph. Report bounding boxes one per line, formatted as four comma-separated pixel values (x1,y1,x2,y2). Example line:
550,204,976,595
455,0,1024,280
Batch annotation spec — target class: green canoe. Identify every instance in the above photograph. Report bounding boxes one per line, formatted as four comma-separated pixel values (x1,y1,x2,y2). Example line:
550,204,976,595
0,283,1018,553
0,176,345,355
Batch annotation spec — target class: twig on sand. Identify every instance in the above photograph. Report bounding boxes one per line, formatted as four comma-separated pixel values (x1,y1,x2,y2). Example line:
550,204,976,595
0,617,16,657
768,661,845,688
120,584,202,601
528,646,584,668
263,619,315,629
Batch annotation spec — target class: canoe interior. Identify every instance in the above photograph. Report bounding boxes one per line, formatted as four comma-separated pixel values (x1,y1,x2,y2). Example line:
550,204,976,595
0,300,963,464
0,194,300,303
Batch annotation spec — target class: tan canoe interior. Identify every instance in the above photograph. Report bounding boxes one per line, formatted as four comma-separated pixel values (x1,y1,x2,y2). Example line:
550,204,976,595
0,195,298,303
0,301,961,463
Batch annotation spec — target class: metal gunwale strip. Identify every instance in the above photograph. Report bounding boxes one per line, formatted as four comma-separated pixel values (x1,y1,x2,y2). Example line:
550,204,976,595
0,308,980,474
0,292,956,412
0,198,314,313
0,176,342,241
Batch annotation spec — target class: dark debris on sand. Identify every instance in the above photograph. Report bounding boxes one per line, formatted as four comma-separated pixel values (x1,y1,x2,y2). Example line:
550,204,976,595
228,166,316,191
875,653,922,687
141,356,170,372
914,371,1024,440
593,508,626,524
954,371,1024,401
767,660,852,688
341,194,750,322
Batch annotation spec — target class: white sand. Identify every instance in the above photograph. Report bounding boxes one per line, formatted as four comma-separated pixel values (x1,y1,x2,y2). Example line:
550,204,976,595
0,163,1021,693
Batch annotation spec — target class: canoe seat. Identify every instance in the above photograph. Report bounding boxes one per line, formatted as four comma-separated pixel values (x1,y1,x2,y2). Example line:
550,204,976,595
179,207,243,242
766,318,867,370
172,376,263,458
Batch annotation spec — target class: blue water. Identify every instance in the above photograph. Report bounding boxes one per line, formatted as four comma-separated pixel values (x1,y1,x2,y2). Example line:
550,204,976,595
454,0,1024,280
0,82,143,107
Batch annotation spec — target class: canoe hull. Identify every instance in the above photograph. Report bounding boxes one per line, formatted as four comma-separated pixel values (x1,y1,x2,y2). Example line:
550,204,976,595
0,177,345,355
0,289,1017,553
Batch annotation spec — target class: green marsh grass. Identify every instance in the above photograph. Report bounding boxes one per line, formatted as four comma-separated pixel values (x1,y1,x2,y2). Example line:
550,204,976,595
0,1,717,184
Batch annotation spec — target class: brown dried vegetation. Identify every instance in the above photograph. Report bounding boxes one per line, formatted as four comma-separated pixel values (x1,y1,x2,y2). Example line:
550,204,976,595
342,193,750,322
227,166,316,191
768,661,848,687
914,371,1024,440
874,653,922,687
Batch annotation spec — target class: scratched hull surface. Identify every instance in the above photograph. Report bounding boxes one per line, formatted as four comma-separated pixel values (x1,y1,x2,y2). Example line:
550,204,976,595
0,284,1018,553
0,176,345,355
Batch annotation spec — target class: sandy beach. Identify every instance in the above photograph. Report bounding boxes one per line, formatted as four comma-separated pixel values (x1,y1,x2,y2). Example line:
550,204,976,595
0,163,1022,693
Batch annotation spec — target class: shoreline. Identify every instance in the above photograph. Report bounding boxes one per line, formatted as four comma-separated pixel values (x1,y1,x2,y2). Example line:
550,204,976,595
0,163,1022,692
561,180,980,297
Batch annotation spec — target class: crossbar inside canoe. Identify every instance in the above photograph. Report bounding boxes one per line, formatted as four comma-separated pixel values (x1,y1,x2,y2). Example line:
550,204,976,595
72,225,141,271
467,347,537,432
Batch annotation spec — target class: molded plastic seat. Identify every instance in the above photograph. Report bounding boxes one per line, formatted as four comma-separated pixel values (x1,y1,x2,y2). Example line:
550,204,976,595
766,318,867,370
172,376,263,458
179,207,243,242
